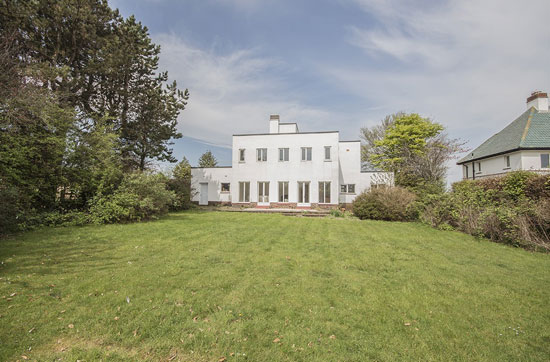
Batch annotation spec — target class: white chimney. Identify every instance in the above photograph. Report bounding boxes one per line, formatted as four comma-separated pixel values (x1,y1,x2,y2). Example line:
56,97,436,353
269,114,279,133
526,91,548,111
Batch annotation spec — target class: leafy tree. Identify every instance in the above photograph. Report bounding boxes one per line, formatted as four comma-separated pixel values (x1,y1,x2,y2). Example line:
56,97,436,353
1,1,188,171
0,33,74,220
198,150,218,168
168,157,193,210
361,113,465,193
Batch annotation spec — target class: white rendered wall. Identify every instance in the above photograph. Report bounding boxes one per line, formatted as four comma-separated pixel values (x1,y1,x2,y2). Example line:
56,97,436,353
338,141,361,204
521,150,550,171
191,167,232,203
231,132,340,204
279,123,298,133
461,150,550,179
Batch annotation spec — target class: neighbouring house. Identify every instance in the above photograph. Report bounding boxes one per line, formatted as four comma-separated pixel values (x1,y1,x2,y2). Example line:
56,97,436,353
458,91,550,179
191,115,393,208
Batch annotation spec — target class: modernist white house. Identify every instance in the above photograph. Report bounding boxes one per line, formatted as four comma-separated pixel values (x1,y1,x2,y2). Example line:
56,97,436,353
191,115,393,208
458,91,550,179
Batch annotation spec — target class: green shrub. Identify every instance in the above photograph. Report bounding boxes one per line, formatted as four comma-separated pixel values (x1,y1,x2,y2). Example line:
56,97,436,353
89,173,175,224
167,160,193,211
329,209,344,218
352,186,417,221
420,171,550,251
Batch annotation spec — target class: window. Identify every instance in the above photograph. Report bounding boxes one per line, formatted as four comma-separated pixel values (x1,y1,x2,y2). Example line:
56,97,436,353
477,162,482,172
238,182,250,202
221,183,230,192
256,148,267,162
340,184,355,194
324,146,331,161
278,181,289,202
258,182,269,203
239,149,245,162
279,148,289,161
319,182,331,204
464,165,469,178
301,147,312,161
505,155,510,168
542,154,550,168
298,181,310,203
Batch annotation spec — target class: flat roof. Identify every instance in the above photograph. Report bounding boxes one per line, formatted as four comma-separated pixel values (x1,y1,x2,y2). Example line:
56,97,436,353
233,131,339,136
191,166,232,169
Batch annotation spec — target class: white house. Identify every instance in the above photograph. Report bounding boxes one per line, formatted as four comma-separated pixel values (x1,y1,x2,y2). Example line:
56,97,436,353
458,91,550,179
191,115,393,208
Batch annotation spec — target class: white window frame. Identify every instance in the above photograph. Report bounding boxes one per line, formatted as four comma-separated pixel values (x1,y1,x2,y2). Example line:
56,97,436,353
279,148,289,162
504,155,510,168
278,181,289,202
256,148,267,162
221,183,230,193
298,181,310,204
319,182,331,204
258,181,269,203
340,184,355,194
542,153,550,169
238,182,250,202
324,146,331,161
239,149,245,162
301,147,312,161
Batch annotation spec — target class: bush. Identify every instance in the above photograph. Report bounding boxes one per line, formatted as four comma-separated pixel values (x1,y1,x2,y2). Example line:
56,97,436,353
329,209,344,218
352,186,417,221
89,173,175,224
420,171,550,251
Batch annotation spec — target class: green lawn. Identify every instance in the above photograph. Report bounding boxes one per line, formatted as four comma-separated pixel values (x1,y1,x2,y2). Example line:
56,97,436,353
1,211,549,361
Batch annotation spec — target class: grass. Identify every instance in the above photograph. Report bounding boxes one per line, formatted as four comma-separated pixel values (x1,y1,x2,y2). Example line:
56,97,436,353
1,211,549,361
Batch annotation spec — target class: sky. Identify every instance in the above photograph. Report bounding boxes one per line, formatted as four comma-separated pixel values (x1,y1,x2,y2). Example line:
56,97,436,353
111,0,550,182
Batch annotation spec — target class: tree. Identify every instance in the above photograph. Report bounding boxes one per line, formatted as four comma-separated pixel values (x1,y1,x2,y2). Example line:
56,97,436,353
361,113,465,193
198,150,218,168
168,157,193,210
1,1,188,171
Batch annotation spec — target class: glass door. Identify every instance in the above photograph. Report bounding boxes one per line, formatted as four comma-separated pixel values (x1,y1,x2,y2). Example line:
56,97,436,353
258,182,269,205
298,181,310,206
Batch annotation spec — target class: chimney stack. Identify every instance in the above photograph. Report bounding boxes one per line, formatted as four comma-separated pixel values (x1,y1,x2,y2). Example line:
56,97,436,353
269,114,280,134
526,91,548,111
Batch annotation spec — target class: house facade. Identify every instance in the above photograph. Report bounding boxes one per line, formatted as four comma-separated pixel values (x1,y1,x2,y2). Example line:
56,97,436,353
191,115,393,208
458,91,550,179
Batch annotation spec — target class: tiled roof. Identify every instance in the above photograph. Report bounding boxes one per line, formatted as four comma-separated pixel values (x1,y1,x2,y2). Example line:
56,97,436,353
458,108,550,164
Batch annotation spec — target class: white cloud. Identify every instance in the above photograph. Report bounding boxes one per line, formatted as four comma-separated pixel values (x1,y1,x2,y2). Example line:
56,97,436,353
330,0,550,182
155,33,334,147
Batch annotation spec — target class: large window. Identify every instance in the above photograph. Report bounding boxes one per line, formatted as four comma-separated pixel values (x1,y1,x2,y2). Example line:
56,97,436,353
301,147,312,161
221,183,230,192
278,181,289,202
324,146,331,161
256,148,267,162
239,149,245,162
298,181,310,203
542,154,550,168
279,148,289,161
319,182,331,204
238,182,250,202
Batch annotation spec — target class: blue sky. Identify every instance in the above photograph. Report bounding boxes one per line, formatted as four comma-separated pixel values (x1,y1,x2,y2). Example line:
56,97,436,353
111,0,550,182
